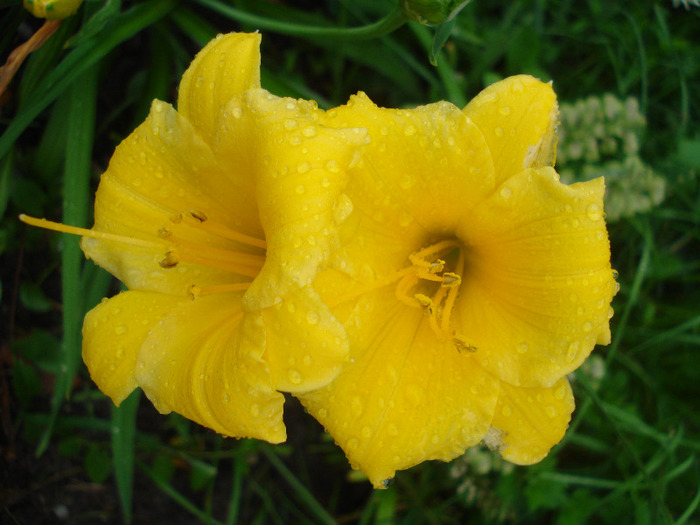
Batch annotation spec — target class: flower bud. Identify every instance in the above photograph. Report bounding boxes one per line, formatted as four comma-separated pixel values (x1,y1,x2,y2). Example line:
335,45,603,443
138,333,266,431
23,0,83,20
400,0,472,25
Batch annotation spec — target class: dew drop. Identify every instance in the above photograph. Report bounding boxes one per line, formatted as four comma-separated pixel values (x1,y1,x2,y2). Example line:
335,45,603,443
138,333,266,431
501,405,513,417
387,424,399,436
500,187,512,199
347,438,359,451
115,325,127,335
499,106,511,116
318,408,328,418
517,342,529,354
583,321,593,332
284,118,298,130
586,203,602,221
566,341,580,362
306,311,320,325
295,185,305,194
545,406,557,418
361,426,372,439
297,162,310,174
350,396,363,416
404,125,416,136
250,403,260,417
232,107,243,119
302,126,317,137
494,127,504,137
554,385,567,400
288,369,302,385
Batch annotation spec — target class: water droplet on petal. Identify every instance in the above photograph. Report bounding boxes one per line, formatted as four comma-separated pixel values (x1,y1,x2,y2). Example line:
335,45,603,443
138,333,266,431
587,203,602,221
306,311,320,325
500,187,512,199
517,342,529,354
288,369,302,385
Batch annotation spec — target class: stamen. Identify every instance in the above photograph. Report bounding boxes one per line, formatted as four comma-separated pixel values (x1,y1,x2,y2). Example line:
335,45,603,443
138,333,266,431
440,250,464,335
19,214,165,251
414,293,435,315
159,251,180,269
189,282,251,298
441,272,461,287
412,239,460,261
189,209,208,222
453,335,477,353
182,213,267,249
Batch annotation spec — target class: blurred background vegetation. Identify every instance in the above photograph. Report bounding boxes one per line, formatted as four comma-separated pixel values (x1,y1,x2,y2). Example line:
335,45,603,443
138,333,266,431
1,0,699,523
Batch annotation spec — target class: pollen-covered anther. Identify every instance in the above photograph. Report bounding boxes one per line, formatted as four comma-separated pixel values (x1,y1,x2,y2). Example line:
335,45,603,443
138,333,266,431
414,293,435,315
441,272,461,287
453,335,477,353
159,251,180,269
189,209,208,223
188,284,202,299
429,259,446,274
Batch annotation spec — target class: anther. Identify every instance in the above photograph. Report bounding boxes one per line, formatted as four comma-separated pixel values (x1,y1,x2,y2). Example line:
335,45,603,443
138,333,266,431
159,251,179,269
429,259,445,274
414,293,435,315
453,335,477,353
189,210,208,223
442,272,461,287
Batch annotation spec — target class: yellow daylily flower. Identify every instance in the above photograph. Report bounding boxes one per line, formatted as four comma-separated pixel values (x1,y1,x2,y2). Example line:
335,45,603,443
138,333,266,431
23,0,82,20
296,75,617,487
25,33,366,443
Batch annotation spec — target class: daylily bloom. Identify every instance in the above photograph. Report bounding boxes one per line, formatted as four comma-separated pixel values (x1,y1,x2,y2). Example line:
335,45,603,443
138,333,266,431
23,33,366,443
23,0,83,20
296,76,617,487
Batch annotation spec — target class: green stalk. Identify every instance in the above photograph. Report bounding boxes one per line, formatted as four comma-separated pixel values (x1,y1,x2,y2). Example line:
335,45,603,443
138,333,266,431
36,61,98,456
194,0,407,40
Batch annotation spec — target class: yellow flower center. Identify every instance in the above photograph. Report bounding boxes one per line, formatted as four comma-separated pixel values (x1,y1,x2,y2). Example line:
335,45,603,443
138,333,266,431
331,237,469,351
19,213,266,297
395,239,468,348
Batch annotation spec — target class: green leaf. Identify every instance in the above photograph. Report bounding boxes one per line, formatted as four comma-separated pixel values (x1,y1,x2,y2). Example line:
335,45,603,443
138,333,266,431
112,389,140,524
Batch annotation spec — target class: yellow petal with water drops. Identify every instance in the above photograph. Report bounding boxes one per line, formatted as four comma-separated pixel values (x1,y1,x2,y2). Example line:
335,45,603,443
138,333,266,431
178,32,262,145
297,286,500,488
82,290,189,405
213,89,368,309
135,292,286,443
81,99,264,296
262,284,348,392
487,377,575,465
325,92,496,242
463,75,558,185
454,168,616,387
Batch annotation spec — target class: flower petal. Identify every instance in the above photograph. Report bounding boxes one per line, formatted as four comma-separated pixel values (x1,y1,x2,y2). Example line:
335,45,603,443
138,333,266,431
297,286,500,488
178,32,262,144
486,377,575,465
82,100,263,296
262,284,348,392
455,168,616,387
135,292,286,443
82,290,189,405
463,75,558,184
214,89,368,308
325,92,496,246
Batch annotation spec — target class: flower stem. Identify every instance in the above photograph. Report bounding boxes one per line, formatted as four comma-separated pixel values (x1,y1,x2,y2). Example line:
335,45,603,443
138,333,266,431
194,0,408,40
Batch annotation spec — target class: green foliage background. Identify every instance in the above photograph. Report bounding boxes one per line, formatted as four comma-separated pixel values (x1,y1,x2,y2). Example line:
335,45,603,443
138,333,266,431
1,0,698,523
